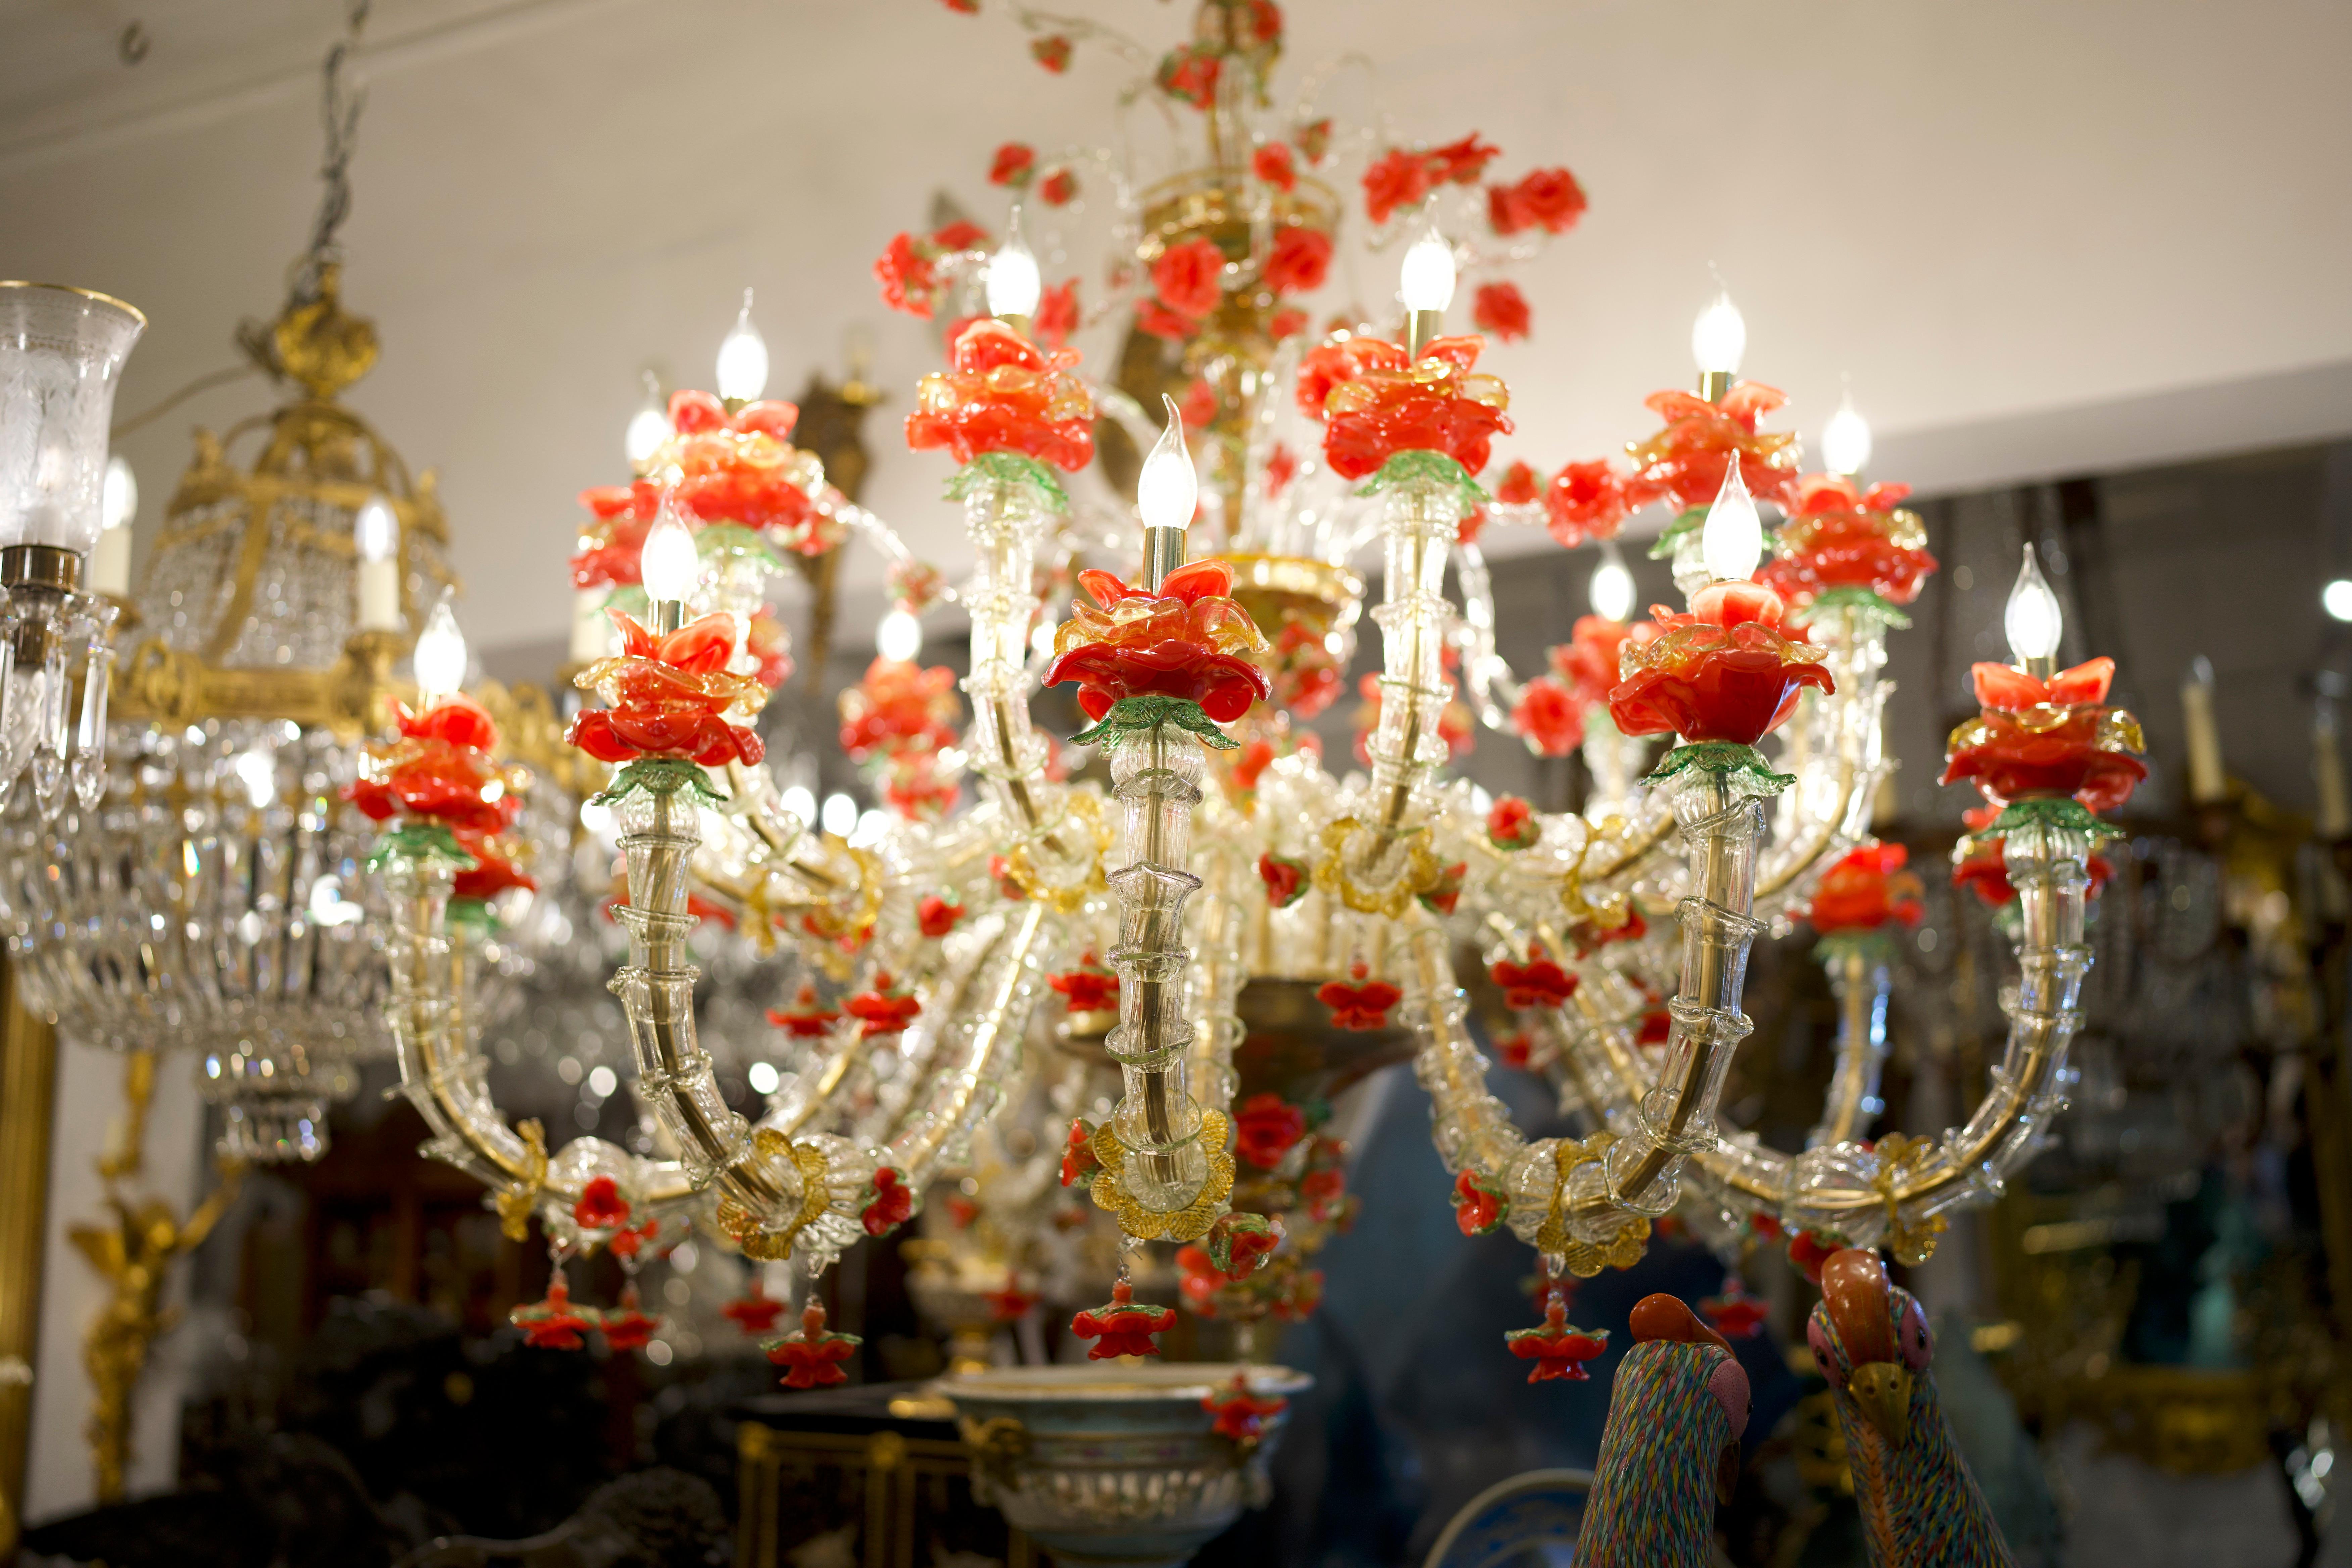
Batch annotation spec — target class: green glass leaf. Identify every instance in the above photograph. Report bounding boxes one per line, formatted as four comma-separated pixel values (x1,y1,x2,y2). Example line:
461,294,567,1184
945,452,1071,515
1354,450,1489,509
1067,693,1241,751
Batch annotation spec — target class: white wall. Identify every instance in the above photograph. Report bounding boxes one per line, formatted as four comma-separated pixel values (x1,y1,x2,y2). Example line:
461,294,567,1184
3,0,2349,655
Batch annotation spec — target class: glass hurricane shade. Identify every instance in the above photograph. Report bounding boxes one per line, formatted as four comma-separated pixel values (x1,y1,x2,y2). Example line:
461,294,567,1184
0,283,146,556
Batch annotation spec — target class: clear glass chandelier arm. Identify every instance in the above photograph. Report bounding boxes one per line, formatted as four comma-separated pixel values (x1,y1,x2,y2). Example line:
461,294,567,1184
1184,805,1253,1120
1451,541,1526,731
1807,946,1894,1151
963,485,1093,899
830,502,961,609
1753,615,1890,916
885,900,1058,1180
1404,913,1529,1188
1343,478,1461,891
1104,724,1212,1217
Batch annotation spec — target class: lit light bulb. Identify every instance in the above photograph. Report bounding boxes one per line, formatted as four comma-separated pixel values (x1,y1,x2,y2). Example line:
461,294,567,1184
876,607,923,662
639,495,700,604
2326,580,2352,623
780,784,816,824
1700,462,1763,584
624,373,671,467
714,289,769,402
1821,392,1872,478
2003,544,2064,665
1399,225,1457,314
1137,395,1197,532
1588,540,1635,622
1690,289,1747,378
102,454,138,533
1031,616,1058,659
412,596,469,704
355,494,398,563
986,215,1043,320
820,792,858,837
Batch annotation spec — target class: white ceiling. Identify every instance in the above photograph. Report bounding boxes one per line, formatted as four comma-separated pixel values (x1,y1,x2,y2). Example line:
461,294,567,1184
5,0,2350,658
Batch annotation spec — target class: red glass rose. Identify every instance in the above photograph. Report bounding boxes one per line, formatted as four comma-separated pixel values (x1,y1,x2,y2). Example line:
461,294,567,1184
1701,1277,1769,1339
1511,676,1583,757
1363,147,1433,224
512,1279,592,1351
1628,382,1801,511
1608,586,1834,747
1153,237,1226,321
1305,334,1512,481
1253,142,1297,192
1033,278,1079,346
905,319,1096,471
568,610,766,768
1492,954,1576,1010
1043,559,1271,724
846,974,921,1038
1494,461,1540,506
1453,1170,1506,1235
721,1283,789,1336
452,833,534,902
1428,132,1503,185
663,391,838,554
862,1168,915,1236
1550,614,1639,712
346,695,522,836
1487,167,1587,236
1940,657,2147,814
1049,955,1119,1013
599,1285,659,1354
1807,844,1925,933
1264,226,1332,296
1234,1093,1309,1168
1204,1375,1290,1443
1543,459,1638,548
769,983,839,1038
1030,34,1072,72
1761,473,1938,608
1071,1280,1177,1360
1259,852,1309,908
839,657,960,762
988,142,1035,187
1488,795,1539,850
917,895,963,938
1472,281,1531,343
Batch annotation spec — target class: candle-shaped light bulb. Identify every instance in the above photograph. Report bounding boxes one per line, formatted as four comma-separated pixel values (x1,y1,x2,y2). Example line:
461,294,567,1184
411,596,469,707
1821,391,1873,478
102,454,137,533
714,289,769,403
876,607,922,663
1691,289,1747,378
2003,544,2064,666
640,495,700,605
2183,654,2226,804
1699,461,1763,584
1137,396,1198,533
2316,697,2349,838
1588,539,1635,622
986,214,1043,321
624,372,670,467
354,493,402,631
1399,225,1457,314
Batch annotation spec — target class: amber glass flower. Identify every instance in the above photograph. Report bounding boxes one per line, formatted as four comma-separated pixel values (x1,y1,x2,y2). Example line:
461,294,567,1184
1760,474,1938,608
905,319,1096,471
1297,334,1512,481
1940,656,2146,814
1608,583,1833,746
568,611,767,767
1626,382,1800,511
1044,559,1271,724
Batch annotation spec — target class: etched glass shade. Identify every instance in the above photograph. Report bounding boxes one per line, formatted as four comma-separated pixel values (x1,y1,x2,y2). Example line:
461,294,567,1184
0,282,145,555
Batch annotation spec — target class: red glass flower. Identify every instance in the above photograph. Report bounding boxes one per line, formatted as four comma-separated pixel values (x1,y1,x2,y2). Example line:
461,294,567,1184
574,1175,631,1232
1235,1093,1308,1169
568,610,766,768
1453,1169,1507,1235
1070,1279,1177,1360
1506,1293,1609,1384
1212,1211,1283,1278
600,1284,659,1353
1487,795,1539,851
1253,142,1297,192
839,658,960,763
905,319,1096,471
1627,382,1801,511
1302,334,1513,481
1760,474,1938,608
1153,237,1226,321
1044,559,1272,724
769,983,839,1038
1494,461,1540,507
1608,587,1834,747
1300,1164,1348,1223
722,1282,788,1336
1543,459,1637,548
1491,953,1576,1010
1807,844,1925,934
1060,1118,1101,1188
917,896,963,938
512,1279,593,1351
1259,852,1309,908
988,142,1035,187
1049,954,1119,1013
1420,860,1466,917
1270,621,1342,718
1203,1373,1290,1444
846,974,921,1038
1701,1277,1769,1339
1487,167,1587,237
661,391,837,554
765,1301,862,1389
1031,34,1071,71
1551,614,1639,713
452,833,534,902
1787,1229,1840,1286
1264,225,1333,296
1472,281,1531,343
1318,966,1401,1031
1942,657,2147,814
1363,148,1433,224
862,1168,914,1236
1511,675,1583,757
347,696,522,836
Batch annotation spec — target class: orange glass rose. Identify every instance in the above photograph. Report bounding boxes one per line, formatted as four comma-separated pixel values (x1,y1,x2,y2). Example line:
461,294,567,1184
1760,474,1938,608
1044,559,1271,724
1940,657,2145,814
1627,382,1800,511
346,695,524,837
1297,334,1512,481
568,610,767,767
1807,844,1925,934
905,319,1096,471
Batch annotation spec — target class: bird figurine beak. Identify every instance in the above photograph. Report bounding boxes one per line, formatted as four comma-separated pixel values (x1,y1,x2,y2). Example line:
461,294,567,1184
1846,1359,1914,1449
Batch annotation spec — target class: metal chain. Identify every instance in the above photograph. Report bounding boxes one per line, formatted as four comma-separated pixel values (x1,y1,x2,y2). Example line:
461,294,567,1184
290,0,373,305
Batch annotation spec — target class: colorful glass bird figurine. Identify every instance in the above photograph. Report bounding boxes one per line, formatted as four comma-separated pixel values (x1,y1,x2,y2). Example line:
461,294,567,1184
1574,1293,1753,1567
1807,1248,2015,1567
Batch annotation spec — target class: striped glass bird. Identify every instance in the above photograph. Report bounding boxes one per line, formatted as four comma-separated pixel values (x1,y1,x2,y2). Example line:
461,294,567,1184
1807,1248,2015,1567
1574,1294,1753,1567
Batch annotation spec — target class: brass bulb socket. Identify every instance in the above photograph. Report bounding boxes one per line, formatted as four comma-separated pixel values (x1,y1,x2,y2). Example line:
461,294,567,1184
1697,370,1734,404
0,544,80,597
1141,527,1188,594
1404,309,1444,359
